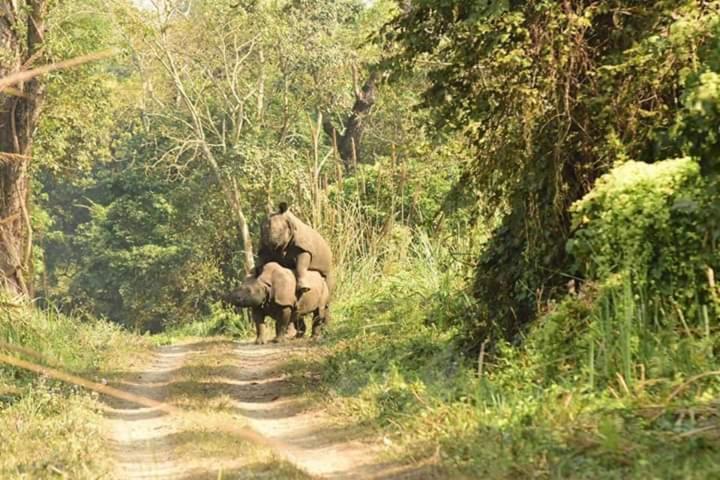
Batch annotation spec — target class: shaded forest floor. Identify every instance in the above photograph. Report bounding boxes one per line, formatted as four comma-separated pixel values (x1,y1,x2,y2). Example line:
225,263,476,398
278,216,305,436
2,247,718,480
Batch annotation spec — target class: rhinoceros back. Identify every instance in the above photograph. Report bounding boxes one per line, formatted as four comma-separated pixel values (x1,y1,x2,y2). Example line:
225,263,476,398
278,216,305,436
285,212,333,279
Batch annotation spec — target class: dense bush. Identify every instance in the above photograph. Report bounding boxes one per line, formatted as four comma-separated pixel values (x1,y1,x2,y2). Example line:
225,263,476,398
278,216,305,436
67,165,241,331
502,157,719,389
570,158,718,319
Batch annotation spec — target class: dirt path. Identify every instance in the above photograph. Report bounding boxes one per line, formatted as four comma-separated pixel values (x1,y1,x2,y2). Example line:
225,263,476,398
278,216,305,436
104,344,194,479
231,342,434,479
103,339,432,479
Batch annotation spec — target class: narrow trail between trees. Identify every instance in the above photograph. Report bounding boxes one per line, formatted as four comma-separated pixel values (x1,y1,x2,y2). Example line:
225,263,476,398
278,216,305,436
103,339,431,479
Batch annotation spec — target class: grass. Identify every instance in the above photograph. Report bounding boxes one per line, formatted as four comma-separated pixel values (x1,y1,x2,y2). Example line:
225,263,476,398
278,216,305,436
2,221,716,478
154,302,254,345
0,382,109,478
0,304,149,479
0,309,309,479
287,236,720,479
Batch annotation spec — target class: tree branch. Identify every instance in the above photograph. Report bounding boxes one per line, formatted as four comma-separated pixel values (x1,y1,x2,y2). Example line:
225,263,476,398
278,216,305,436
322,70,379,172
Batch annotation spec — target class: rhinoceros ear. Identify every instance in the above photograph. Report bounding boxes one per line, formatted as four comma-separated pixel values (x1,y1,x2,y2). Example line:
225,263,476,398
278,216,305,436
278,202,289,214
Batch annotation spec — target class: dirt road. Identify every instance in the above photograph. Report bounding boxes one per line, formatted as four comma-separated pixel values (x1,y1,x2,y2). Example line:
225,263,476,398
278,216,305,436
103,339,430,479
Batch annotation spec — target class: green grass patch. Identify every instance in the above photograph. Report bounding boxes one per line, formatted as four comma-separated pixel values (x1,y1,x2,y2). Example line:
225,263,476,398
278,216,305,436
0,305,149,479
153,302,254,345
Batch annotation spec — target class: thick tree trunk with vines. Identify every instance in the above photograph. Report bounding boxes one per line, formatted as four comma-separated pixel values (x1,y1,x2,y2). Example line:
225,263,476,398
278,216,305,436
0,0,47,298
323,70,378,173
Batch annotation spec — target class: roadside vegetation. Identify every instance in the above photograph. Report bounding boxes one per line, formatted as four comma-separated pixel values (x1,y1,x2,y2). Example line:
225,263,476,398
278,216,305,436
0,306,148,478
308,216,720,478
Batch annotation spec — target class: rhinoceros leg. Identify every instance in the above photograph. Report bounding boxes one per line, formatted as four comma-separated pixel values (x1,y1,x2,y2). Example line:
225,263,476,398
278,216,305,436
252,308,266,345
272,306,292,343
295,251,311,293
294,312,307,338
311,305,330,339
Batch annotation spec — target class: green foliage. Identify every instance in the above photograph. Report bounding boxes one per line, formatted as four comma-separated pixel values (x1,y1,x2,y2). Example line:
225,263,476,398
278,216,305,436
302,235,720,479
668,39,720,253
34,0,133,175
526,275,719,391
0,306,147,478
570,158,718,317
0,305,145,374
34,0,473,332
53,157,249,330
320,231,475,425
329,137,467,229
383,0,720,344
0,383,111,479
155,303,253,345
554,157,719,389
12,2,720,477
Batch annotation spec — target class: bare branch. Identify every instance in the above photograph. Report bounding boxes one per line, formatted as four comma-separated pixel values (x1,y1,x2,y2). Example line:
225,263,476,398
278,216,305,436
0,49,117,92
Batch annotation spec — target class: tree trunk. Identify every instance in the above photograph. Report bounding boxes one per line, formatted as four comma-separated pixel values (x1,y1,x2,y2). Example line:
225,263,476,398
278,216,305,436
0,0,48,298
323,70,378,173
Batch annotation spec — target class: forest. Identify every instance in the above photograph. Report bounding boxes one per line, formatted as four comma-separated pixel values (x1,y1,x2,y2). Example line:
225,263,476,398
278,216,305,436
1,0,719,478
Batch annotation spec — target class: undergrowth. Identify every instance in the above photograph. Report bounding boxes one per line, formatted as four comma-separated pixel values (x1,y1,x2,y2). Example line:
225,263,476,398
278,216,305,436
154,302,253,345
305,231,720,479
0,304,148,478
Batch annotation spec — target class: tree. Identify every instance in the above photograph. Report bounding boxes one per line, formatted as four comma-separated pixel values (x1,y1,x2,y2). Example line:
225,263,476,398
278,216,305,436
383,1,720,344
322,70,379,172
37,0,433,329
0,0,48,297
122,0,261,274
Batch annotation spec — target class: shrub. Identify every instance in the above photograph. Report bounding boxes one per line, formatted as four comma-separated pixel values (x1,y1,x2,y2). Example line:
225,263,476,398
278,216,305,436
569,158,719,321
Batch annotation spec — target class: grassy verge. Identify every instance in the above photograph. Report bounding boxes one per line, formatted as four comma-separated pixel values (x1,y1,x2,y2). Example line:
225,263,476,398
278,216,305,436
0,305,149,478
294,241,720,479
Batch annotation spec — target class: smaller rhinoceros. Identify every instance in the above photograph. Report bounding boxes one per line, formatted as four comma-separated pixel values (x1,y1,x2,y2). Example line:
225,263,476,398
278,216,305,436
227,262,330,344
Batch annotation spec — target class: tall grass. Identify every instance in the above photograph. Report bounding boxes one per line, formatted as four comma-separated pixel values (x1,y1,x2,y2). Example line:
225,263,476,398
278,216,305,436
154,301,254,345
583,271,719,392
0,302,146,373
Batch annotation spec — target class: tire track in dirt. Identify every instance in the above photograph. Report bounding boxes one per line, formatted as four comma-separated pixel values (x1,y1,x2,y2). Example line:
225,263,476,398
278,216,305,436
231,342,436,479
103,340,435,479
103,342,303,480
104,344,193,479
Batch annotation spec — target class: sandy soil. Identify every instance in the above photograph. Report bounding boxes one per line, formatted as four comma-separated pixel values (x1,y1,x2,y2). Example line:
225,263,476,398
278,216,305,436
104,344,194,479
